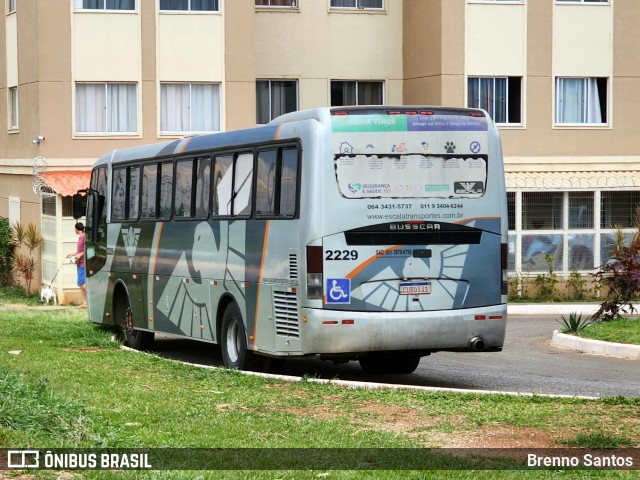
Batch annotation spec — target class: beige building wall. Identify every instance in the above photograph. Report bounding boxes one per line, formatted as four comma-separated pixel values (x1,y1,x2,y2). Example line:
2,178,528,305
255,0,404,111
224,1,255,131
403,0,465,107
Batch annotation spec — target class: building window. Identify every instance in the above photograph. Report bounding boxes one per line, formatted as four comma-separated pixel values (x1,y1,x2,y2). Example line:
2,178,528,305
467,77,522,124
8,0,15,13
555,77,608,125
42,196,57,217
159,0,219,11
8,86,18,130
256,80,298,124
601,191,640,229
76,83,138,134
160,83,220,133
331,80,384,106
556,0,608,3
509,190,640,274
255,0,297,6
330,0,384,9
73,0,135,10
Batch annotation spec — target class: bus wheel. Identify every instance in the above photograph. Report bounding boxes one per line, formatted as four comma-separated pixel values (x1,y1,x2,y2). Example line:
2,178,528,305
359,354,421,374
220,302,262,371
114,294,154,351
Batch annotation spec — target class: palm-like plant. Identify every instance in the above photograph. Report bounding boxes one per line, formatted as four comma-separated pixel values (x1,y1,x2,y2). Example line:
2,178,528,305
11,222,43,295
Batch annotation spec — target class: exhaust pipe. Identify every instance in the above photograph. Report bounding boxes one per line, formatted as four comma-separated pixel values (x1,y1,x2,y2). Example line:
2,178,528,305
469,336,485,351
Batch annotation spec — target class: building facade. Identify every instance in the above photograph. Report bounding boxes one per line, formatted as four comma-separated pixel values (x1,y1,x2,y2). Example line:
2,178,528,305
1,0,639,301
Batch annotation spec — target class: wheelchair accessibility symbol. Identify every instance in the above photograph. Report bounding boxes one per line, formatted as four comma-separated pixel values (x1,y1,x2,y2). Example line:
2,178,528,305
326,278,351,304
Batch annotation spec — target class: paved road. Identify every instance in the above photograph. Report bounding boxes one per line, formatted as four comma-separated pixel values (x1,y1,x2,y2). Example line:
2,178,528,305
151,315,640,398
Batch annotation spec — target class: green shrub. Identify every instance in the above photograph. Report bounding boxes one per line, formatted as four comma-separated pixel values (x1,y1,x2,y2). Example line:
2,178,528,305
557,312,593,334
535,254,559,300
0,217,14,287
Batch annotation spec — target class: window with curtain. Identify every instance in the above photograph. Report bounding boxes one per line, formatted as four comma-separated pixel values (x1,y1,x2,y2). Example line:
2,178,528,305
76,83,137,133
555,77,608,125
255,0,297,6
331,80,383,106
256,80,298,124
467,77,522,124
159,0,218,11
74,0,136,10
160,83,220,133
556,0,608,3
330,0,384,8
8,86,18,129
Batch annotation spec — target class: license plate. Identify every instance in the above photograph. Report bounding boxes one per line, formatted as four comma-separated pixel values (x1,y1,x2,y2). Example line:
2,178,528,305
399,282,431,295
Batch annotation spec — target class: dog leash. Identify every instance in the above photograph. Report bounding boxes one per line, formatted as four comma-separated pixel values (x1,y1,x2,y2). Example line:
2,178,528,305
46,258,73,287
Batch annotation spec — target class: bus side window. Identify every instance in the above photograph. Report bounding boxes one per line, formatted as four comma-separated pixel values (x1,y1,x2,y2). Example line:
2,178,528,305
112,168,127,221
174,159,194,218
88,166,107,243
213,154,233,216
141,164,158,219
256,149,277,216
280,147,298,217
195,156,211,218
129,166,140,221
159,162,173,220
233,153,254,216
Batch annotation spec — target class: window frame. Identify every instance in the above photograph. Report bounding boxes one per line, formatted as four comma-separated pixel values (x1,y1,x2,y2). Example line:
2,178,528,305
160,82,221,135
255,0,298,7
73,0,136,11
330,80,385,107
467,76,522,125
75,82,139,135
555,77,609,126
111,165,141,223
256,79,299,125
159,0,220,12
555,0,609,4
329,0,385,10
8,86,18,130
255,144,300,219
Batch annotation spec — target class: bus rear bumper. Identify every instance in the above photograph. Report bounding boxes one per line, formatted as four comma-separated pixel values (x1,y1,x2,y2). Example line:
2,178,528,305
299,305,507,355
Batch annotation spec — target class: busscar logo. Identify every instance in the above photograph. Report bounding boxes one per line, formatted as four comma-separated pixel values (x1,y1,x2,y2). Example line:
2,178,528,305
8,450,40,469
389,223,441,231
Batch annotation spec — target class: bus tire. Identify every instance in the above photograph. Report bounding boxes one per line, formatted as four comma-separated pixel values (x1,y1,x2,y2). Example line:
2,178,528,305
359,353,421,374
220,302,263,371
114,293,154,351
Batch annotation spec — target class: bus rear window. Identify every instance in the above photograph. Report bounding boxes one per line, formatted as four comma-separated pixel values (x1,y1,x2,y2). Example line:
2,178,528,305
335,154,487,199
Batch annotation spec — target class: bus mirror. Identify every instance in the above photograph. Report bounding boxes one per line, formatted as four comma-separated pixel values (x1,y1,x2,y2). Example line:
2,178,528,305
72,194,85,220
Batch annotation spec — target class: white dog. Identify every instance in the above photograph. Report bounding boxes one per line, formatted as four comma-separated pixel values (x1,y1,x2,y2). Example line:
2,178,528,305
40,285,57,305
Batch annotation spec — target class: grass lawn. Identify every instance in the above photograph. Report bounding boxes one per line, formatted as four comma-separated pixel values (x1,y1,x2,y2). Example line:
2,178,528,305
580,317,640,345
0,308,639,479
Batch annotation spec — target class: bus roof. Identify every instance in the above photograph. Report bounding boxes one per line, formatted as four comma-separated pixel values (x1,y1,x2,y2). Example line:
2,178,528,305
93,106,491,168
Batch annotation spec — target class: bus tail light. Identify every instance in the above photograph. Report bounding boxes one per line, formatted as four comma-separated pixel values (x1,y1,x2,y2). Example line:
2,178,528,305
307,246,323,300
501,243,508,295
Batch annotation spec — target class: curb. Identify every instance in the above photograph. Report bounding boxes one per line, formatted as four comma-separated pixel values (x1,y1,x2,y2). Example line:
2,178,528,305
552,330,640,360
508,303,600,316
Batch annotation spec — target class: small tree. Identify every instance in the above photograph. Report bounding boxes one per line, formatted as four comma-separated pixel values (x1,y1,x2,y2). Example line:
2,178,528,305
11,222,43,295
535,254,559,300
593,220,640,321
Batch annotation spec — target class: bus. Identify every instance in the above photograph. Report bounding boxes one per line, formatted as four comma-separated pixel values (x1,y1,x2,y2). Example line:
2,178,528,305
76,106,508,374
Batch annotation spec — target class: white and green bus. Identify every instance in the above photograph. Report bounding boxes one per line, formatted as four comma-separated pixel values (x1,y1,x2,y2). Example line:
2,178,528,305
76,106,508,374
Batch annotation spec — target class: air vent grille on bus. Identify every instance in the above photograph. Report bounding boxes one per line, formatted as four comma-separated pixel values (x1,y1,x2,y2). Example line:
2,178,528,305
273,290,300,338
289,253,298,280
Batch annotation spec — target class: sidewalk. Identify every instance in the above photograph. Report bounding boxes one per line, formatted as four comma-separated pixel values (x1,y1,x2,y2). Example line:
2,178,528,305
507,302,600,316
508,302,640,360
